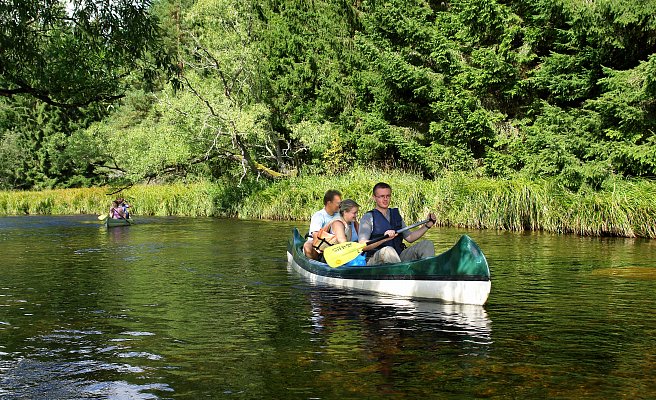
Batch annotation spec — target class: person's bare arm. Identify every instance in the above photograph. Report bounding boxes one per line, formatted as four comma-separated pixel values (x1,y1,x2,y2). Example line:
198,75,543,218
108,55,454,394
360,230,397,251
403,212,436,243
332,220,348,243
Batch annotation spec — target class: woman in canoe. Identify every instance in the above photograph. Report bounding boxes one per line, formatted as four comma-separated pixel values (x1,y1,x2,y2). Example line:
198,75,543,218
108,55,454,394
328,199,360,244
109,200,126,219
312,199,365,266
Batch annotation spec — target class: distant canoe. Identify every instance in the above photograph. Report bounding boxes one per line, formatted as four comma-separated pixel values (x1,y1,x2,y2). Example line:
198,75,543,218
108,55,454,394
287,228,491,305
104,217,131,228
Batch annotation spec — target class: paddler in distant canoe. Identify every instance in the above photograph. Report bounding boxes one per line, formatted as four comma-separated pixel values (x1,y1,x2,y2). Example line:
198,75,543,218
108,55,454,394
109,200,125,219
358,182,437,265
116,197,131,219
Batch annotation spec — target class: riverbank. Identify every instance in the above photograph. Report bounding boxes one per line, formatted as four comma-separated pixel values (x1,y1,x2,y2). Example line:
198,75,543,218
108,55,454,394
1,169,655,238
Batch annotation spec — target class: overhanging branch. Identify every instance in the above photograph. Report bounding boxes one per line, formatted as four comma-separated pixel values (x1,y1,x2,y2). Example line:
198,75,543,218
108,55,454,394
140,147,285,181
0,85,125,108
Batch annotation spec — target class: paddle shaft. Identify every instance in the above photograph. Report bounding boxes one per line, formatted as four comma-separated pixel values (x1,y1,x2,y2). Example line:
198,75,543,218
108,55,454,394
364,218,430,247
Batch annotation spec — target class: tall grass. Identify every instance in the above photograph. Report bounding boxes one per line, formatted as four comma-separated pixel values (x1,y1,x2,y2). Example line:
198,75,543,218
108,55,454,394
0,182,239,217
1,169,655,238
239,169,656,238
237,168,434,222
0,187,108,215
415,174,655,238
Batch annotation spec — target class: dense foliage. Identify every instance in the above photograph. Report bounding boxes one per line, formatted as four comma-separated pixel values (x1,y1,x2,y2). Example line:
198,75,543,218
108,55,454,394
1,0,655,191
0,0,177,107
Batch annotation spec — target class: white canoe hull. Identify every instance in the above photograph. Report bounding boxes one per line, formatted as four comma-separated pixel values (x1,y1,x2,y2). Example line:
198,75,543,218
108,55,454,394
288,252,491,305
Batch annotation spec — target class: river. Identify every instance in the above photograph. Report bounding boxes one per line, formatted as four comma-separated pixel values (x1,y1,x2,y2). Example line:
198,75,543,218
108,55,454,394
1,215,655,399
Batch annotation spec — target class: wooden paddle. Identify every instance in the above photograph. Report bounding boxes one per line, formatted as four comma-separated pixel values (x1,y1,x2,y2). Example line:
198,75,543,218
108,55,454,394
324,218,430,268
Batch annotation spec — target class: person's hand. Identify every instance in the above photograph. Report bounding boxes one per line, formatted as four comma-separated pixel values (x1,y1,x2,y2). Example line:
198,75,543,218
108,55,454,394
384,229,397,238
425,212,436,228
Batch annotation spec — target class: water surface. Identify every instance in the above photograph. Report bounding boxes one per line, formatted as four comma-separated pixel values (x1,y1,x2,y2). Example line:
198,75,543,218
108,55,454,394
1,216,655,399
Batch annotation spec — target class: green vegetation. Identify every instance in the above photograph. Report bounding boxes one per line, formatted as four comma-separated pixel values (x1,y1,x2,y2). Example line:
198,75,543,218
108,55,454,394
1,1,655,237
2,169,655,238
0,0,178,108
0,181,259,218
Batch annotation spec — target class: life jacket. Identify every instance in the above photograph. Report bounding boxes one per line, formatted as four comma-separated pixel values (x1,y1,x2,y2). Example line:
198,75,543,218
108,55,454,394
312,222,338,253
313,216,358,255
365,208,404,257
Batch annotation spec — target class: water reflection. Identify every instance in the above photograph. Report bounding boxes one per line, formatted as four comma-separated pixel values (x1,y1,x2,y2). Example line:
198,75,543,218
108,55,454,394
105,225,132,243
2,216,656,399
279,288,495,397
307,289,492,343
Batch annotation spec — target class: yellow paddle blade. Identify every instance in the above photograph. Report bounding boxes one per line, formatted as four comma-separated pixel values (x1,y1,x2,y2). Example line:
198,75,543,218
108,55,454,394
324,241,366,268
97,214,108,220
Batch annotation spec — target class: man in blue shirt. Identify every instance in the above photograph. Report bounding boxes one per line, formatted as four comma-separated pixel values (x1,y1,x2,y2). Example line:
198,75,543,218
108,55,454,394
358,182,436,265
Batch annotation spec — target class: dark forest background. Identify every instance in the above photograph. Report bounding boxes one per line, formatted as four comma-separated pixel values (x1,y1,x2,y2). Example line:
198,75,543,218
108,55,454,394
1,0,655,192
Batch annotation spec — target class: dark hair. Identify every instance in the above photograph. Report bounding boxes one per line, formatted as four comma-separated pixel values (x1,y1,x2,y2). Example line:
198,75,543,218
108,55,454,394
372,182,392,195
339,199,360,215
323,189,342,205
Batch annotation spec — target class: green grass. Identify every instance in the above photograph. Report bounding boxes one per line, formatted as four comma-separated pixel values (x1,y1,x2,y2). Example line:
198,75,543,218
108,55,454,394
0,187,108,215
0,182,226,217
1,169,655,238
238,169,656,238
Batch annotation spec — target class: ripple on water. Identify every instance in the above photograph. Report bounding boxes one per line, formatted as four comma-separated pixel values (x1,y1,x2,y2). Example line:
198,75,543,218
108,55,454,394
120,331,156,337
117,352,163,361
0,359,172,399
82,381,174,398
73,248,103,255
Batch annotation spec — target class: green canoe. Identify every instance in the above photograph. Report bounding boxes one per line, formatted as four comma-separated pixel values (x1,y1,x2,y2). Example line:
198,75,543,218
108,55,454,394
104,217,131,228
287,228,491,305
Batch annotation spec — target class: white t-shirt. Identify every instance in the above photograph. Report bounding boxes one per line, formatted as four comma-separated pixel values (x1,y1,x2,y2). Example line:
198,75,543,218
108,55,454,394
308,209,337,237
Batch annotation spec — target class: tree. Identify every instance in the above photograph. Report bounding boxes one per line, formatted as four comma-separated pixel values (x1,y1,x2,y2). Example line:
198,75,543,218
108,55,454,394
0,0,179,108
0,96,106,189
254,0,361,174
84,0,293,183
